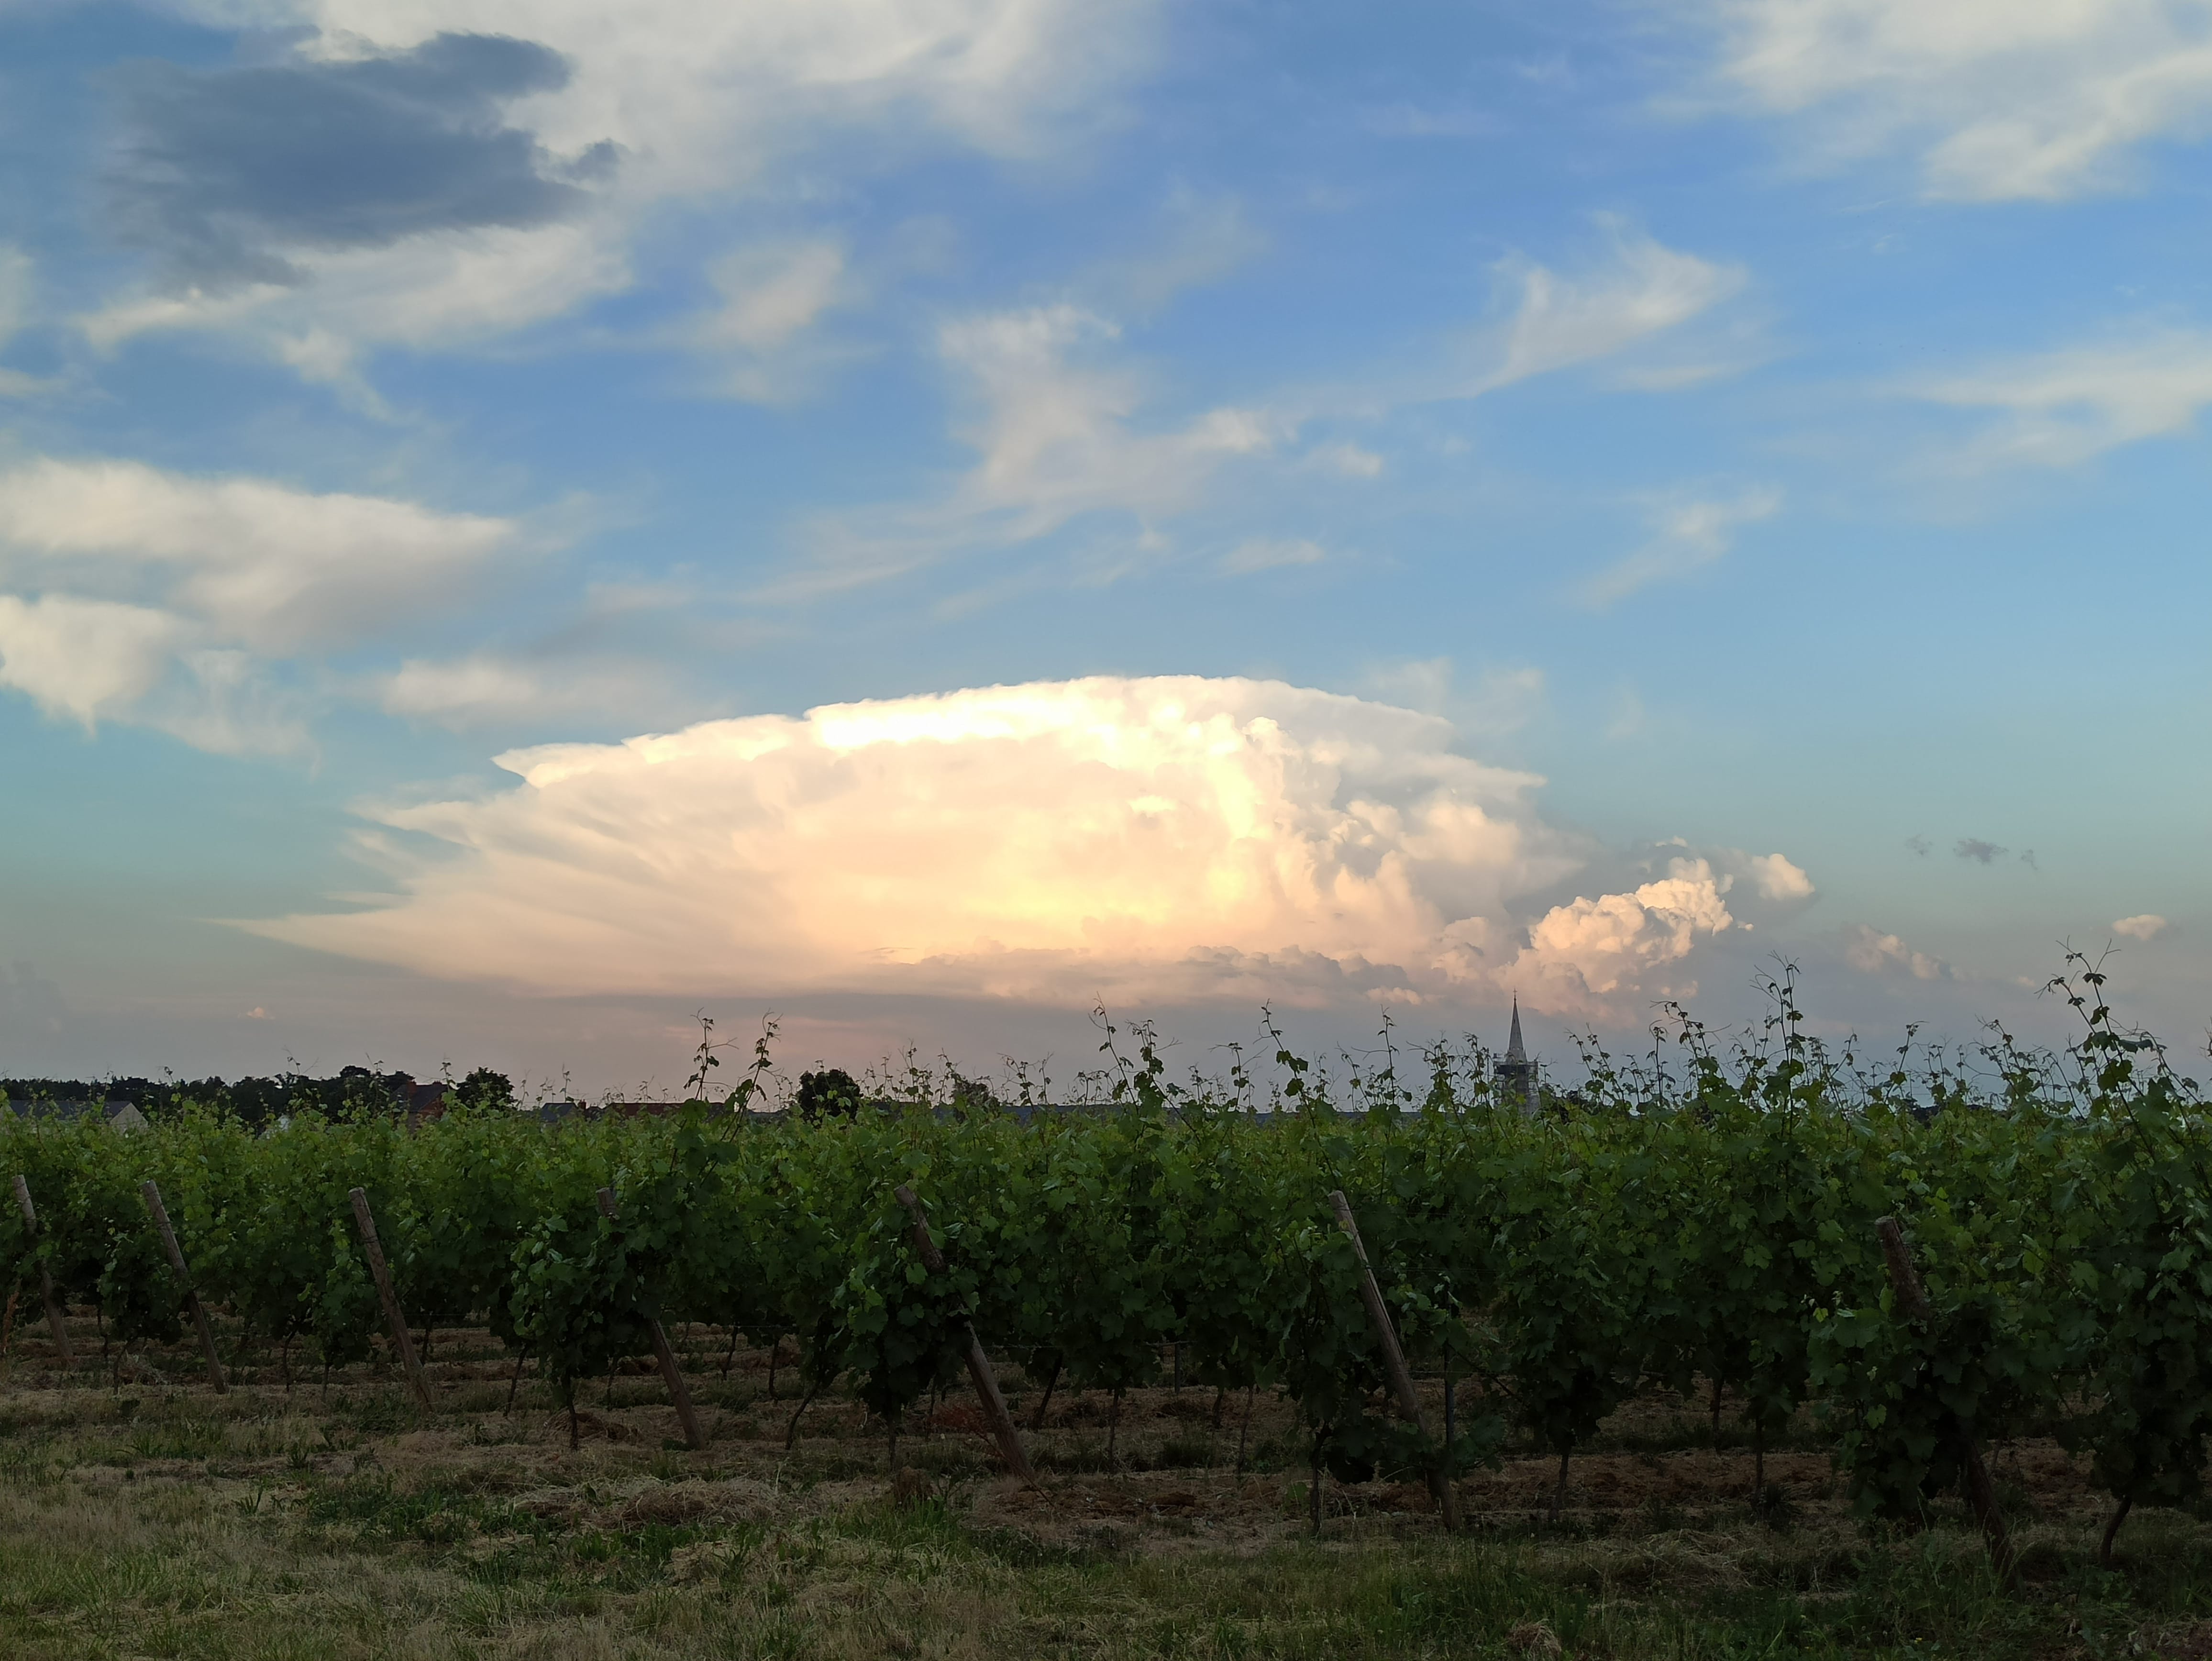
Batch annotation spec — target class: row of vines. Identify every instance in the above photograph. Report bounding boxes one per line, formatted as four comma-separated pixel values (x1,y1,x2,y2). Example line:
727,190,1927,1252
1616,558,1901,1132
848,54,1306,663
5,964,2211,1561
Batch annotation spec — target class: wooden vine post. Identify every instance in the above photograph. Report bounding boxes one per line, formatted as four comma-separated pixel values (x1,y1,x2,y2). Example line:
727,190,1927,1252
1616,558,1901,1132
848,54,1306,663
891,1184,1037,1483
139,1180,227,1393
347,1188,432,1410
11,1174,74,1368
594,1188,707,1450
1875,1215,2015,1579
1329,1190,1460,1528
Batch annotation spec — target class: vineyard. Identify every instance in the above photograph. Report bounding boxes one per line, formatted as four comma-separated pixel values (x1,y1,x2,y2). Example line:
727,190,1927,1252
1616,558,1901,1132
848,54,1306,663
6,967,2212,1658
6,966,2212,1543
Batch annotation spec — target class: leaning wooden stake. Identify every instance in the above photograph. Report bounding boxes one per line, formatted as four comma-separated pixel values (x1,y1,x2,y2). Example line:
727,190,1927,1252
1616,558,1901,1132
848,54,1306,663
594,1188,707,1450
11,1174,74,1368
892,1184,1037,1483
1329,1190,1460,1528
139,1180,226,1393
347,1188,432,1410
1875,1215,2013,1579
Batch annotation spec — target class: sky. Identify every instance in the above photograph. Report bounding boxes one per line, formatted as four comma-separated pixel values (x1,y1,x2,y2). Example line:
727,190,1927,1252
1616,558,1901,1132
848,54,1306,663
0,0,2206,1097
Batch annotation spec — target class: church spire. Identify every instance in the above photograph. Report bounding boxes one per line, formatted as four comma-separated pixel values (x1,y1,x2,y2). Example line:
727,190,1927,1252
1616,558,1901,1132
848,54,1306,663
1499,995,1535,1111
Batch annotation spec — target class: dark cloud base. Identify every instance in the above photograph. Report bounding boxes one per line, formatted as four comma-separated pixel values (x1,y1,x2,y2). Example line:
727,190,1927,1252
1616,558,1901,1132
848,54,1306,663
107,32,610,288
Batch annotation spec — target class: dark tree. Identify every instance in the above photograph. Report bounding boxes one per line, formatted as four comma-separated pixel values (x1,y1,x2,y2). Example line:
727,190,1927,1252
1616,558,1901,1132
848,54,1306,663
796,1068,862,1124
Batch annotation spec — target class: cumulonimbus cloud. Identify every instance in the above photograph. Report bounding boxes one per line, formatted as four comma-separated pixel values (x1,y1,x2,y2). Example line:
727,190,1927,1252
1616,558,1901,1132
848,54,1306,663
250,674,1813,1014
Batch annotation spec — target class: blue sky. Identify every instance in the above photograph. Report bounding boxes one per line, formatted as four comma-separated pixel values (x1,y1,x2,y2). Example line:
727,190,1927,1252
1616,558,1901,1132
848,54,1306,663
0,0,2206,1094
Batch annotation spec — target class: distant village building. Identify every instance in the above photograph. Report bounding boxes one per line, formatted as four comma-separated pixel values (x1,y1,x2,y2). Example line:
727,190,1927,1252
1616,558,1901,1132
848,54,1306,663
1497,997,1537,1112
1,1096,146,1132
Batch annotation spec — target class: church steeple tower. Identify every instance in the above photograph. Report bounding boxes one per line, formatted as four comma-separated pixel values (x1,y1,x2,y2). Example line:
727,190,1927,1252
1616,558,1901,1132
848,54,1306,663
1498,995,1536,1111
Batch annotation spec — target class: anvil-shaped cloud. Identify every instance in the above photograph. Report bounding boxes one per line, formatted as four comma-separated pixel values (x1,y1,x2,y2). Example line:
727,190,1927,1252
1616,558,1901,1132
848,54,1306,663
251,676,1813,1015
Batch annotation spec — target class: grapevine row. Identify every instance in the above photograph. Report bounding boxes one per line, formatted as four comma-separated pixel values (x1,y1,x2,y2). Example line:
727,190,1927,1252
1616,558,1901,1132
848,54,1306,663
4,964,2209,1563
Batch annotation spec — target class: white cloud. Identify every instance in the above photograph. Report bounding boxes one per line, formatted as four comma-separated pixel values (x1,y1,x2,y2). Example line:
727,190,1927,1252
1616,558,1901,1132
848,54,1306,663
1701,0,2212,199
248,674,1804,1016
94,0,1158,367
1843,922,1948,979
1305,442,1384,478
260,0,1152,181
152,647,312,755
1914,330,2212,466
2113,913,2169,940
1090,189,1269,314
1363,659,1549,733
0,458,516,653
1504,857,1738,1003
0,595,187,727
941,307,1280,529
1474,223,1747,393
1580,485,1782,604
0,456,520,748
380,654,550,722
1364,657,1457,716
1220,537,1327,575
0,246,29,343
785,229,1736,597
0,245,52,398
1463,666,1548,734
377,651,675,728
1746,850,1815,901
685,239,867,402
792,305,1287,590
701,241,849,354
81,223,636,383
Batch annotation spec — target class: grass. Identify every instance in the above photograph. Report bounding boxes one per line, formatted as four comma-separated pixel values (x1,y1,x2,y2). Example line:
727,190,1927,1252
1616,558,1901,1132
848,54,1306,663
5,1323,2212,1657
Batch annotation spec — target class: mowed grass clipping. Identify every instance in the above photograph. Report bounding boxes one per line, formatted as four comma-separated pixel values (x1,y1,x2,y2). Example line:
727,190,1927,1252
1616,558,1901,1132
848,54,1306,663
7,1336,2212,1661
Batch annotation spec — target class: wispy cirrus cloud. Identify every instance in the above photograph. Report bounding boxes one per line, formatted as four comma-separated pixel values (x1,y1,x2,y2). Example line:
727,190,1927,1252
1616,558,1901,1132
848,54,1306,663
1086,188,1269,316
781,222,1748,598
1913,328,2212,467
683,238,864,403
1219,537,1327,575
1470,221,1748,394
783,304,1287,593
1579,485,1782,605
1696,0,2212,200
0,244,49,396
